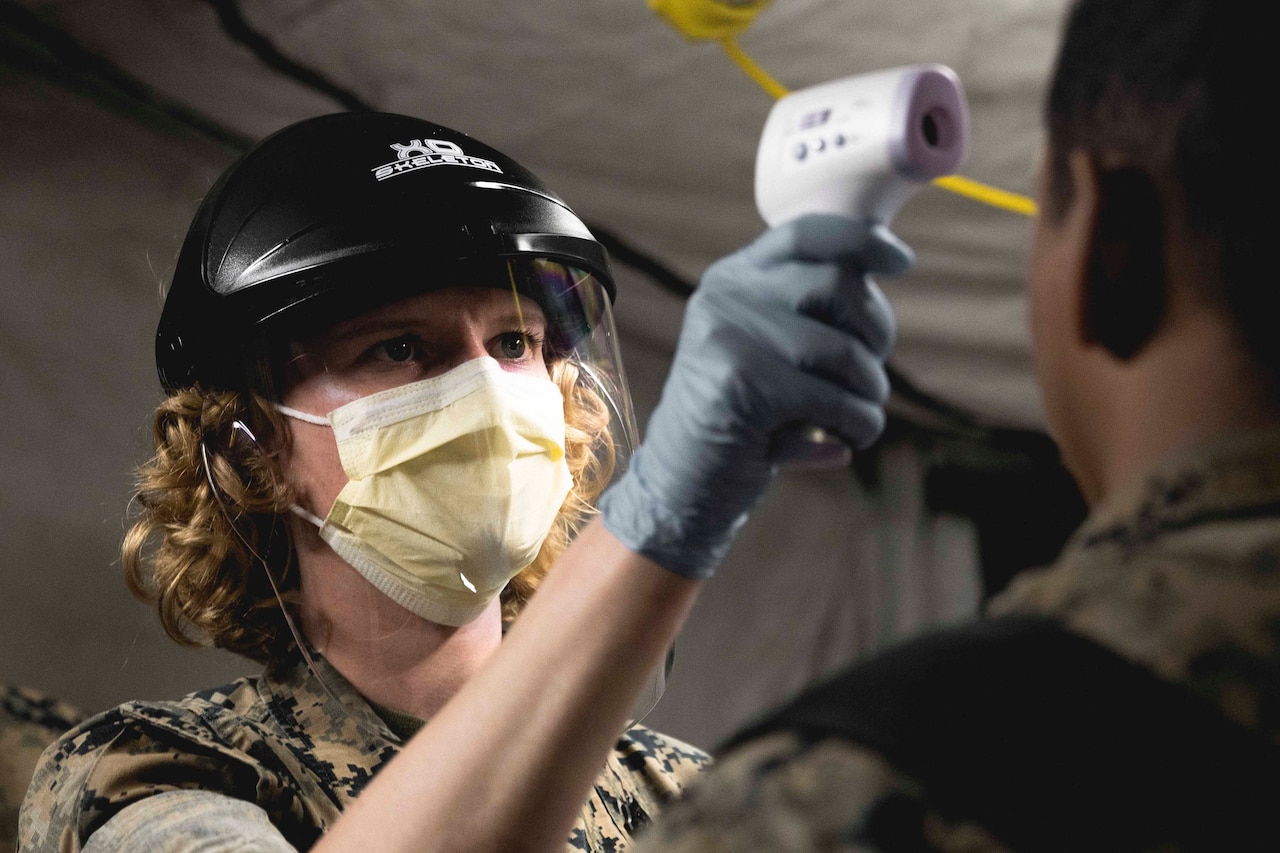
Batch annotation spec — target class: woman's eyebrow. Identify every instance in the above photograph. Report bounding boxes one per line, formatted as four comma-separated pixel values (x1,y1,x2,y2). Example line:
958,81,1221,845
498,309,547,329
307,300,548,349
317,314,422,346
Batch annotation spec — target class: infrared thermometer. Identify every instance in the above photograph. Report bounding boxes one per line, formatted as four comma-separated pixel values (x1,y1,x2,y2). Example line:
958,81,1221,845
754,64,970,464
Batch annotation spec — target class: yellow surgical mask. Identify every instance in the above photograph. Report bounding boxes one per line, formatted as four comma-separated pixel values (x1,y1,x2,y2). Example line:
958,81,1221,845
278,357,573,626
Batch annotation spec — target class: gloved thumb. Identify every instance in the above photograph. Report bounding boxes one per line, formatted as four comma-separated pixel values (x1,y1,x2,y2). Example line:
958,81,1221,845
860,224,915,276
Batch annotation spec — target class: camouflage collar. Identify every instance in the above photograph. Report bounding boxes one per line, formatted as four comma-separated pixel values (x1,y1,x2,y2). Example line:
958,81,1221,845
259,651,404,805
1070,426,1280,554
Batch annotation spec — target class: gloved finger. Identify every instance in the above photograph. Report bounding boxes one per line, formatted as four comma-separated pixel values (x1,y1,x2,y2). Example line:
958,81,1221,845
758,360,889,451
799,274,896,360
740,214,914,274
860,224,915,276
723,259,897,358
716,298,891,404
816,393,888,450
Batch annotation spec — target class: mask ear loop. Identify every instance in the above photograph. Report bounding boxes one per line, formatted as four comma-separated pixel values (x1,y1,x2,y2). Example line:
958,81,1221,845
199,416,342,706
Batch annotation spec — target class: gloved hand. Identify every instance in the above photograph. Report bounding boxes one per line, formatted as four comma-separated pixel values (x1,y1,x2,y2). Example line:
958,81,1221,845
598,214,913,580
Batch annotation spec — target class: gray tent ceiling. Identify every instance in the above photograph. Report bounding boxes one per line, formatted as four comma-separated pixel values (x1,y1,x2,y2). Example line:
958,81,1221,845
13,0,1064,428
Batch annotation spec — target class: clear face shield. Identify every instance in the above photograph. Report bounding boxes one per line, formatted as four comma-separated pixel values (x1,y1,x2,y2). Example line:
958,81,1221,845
248,257,667,731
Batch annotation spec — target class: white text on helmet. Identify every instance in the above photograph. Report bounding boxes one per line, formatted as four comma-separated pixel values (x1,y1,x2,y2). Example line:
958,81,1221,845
372,138,503,181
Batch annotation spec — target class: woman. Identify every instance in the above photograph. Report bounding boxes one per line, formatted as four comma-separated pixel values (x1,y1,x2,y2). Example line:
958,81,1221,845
21,111,906,852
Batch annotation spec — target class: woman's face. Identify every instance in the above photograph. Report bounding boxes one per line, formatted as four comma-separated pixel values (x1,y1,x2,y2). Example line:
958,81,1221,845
280,285,551,519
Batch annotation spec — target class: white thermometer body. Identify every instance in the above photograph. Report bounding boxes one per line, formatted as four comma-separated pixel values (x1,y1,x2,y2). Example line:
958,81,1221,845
753,65,970,465
755,64,969,228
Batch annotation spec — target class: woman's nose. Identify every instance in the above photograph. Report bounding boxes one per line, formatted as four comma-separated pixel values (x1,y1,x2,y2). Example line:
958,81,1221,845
443,327,492,370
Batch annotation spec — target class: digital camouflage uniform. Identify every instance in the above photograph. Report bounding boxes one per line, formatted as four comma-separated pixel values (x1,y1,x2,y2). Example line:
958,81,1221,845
636,428,1280,852
1,687,82,853
20,651,708,852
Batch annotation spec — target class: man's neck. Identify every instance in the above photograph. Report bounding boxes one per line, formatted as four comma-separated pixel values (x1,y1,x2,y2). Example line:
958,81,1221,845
1090,312,1280,506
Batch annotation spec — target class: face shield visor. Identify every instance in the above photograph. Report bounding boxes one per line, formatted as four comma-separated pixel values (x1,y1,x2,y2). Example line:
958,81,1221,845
260,258,668,728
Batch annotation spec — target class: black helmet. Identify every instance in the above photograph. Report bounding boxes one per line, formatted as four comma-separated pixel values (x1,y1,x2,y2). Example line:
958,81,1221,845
156,112,615,392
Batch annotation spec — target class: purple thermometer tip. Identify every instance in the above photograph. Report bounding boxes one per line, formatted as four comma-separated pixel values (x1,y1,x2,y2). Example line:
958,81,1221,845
890,65,970,182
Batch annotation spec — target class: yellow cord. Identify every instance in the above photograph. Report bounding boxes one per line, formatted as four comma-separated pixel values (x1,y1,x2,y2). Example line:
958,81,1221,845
932,175,1038,217
719,38,790,100
718,38,1038,218
650,0,774,40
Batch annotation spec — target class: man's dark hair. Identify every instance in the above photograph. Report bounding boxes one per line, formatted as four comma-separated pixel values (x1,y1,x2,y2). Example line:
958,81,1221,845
1045,0,1275,375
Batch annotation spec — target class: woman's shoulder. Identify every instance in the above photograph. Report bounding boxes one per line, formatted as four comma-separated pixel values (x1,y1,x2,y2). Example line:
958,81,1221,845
18,676,329,852
36,676,271,766
30,675,263,769
89,676,264,732
116,676,273,743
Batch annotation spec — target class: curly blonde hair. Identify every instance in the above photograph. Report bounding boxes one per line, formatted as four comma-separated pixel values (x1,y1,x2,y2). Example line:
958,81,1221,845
122,359,617,664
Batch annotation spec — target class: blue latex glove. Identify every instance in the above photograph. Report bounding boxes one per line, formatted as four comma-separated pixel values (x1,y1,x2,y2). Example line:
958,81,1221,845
598,214,913,580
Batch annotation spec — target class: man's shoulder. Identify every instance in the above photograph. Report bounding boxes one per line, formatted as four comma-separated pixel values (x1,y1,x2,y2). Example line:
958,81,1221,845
639,616,1280,852
635,730,1005,853
636,621,1115,852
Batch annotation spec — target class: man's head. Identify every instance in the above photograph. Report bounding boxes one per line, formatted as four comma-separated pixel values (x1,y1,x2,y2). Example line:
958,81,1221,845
1028,0,1273,498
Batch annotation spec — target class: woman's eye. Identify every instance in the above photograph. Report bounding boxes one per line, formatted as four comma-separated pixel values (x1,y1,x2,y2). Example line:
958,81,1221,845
498,332,527,360
373,336,419,363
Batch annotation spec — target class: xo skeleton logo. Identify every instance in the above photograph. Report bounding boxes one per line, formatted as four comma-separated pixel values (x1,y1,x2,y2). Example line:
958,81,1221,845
372,138,503,181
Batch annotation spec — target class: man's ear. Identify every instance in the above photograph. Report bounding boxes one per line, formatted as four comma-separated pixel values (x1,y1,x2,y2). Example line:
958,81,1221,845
1077,155,1168,360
